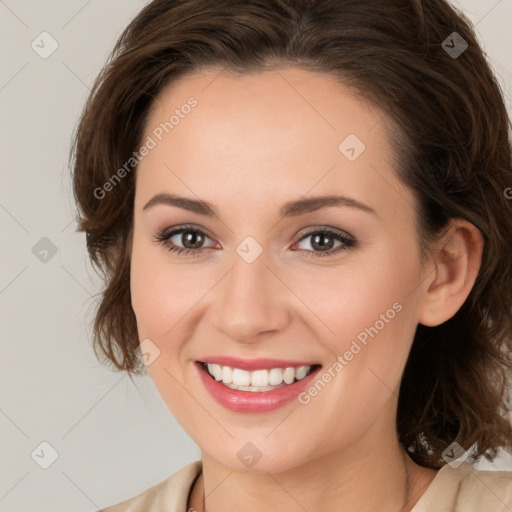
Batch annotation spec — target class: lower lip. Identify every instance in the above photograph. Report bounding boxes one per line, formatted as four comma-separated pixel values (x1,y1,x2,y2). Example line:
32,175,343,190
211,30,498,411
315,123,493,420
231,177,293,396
195,362,322,413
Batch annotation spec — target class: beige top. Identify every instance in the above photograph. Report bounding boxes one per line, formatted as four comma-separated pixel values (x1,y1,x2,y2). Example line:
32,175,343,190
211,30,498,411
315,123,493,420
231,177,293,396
98,460,512,512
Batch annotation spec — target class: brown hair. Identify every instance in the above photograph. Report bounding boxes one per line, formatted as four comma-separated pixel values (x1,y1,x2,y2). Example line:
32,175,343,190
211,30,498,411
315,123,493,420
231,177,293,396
70,0,512,469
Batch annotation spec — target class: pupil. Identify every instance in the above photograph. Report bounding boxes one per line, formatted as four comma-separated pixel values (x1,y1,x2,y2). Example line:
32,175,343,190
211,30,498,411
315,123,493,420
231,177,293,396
184,231,203,249
313,233,333,251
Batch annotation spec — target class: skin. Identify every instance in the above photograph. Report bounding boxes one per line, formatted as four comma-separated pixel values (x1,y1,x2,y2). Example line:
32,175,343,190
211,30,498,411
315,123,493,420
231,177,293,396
130,67,484,512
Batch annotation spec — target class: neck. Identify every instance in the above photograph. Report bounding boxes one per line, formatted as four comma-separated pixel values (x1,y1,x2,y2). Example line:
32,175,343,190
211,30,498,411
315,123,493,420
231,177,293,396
188,429,438,512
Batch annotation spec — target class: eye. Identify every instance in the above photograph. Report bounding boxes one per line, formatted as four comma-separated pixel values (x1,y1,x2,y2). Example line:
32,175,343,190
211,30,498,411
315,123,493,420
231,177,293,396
153,225,217,257
292,227,356,258
153,225,356,258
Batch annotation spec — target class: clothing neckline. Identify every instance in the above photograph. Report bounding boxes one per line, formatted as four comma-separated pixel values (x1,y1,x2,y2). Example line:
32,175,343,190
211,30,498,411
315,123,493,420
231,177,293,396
184,459,463,511
409,461,470,511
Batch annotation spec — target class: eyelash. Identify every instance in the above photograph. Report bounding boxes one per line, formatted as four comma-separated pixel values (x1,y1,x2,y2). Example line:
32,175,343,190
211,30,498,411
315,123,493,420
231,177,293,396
153,224,356,259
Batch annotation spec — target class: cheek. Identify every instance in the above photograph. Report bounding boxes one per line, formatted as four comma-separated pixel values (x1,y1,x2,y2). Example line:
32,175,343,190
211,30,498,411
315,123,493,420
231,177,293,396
301,241,421,406
131,225,420,357
130,237,203,338
128,225,422,461
292,256,419,448
305,246,418,346
130,241,204,425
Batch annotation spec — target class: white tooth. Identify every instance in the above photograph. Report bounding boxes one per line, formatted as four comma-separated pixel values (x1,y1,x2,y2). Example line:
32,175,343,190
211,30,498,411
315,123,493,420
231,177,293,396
268,368,284,386
224,382,285,392
222,366,233,384
257,385,279,391
207,363,223,381
251,369,269,387
237,385,255,391
211,364,314,388
212,364,223,380
232,368,251,386
295,365,308,380
283,367,295,384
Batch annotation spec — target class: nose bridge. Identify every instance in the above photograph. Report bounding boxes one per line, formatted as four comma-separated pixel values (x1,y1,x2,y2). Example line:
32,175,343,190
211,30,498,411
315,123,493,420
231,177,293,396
213,242,289,342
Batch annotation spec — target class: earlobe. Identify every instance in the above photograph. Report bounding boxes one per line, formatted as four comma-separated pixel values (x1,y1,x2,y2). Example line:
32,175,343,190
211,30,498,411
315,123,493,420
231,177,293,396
418,219,484,327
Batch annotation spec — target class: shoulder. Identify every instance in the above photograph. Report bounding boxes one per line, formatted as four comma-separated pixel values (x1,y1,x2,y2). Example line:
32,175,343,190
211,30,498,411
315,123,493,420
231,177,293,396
413,461,512,512
456,463,512,511
95,460,202,512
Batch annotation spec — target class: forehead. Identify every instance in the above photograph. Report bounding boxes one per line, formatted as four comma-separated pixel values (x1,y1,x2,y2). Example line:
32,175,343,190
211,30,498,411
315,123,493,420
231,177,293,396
145,66,384,149
135,67,410,219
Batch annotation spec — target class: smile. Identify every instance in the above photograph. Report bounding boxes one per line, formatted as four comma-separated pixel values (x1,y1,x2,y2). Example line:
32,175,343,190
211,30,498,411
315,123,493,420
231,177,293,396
202,362,317,391
195,360,322,413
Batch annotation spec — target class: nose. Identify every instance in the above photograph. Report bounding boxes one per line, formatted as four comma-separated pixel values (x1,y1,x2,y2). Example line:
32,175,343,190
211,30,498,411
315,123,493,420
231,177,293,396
211,248,291,344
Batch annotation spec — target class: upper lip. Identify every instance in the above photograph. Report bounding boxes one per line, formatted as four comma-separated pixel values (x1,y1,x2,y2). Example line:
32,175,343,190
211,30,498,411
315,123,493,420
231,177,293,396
197,356,321,371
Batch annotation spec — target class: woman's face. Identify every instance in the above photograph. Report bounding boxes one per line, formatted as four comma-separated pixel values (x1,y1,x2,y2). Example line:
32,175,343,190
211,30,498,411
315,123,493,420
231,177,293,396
130,67,434,472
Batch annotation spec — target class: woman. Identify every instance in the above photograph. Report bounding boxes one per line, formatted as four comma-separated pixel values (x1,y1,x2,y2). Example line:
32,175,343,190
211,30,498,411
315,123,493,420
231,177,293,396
70,0,512,510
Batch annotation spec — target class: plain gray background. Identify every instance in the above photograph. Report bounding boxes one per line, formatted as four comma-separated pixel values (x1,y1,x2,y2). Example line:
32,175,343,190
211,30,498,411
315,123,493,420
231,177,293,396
1,0,511,511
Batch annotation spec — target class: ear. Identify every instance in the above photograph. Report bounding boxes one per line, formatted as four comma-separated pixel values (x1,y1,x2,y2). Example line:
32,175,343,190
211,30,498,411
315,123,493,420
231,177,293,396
417,218,484,327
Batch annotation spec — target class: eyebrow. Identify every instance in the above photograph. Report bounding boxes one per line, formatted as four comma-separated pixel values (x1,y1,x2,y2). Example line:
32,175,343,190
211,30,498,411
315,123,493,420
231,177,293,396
142,193,377,218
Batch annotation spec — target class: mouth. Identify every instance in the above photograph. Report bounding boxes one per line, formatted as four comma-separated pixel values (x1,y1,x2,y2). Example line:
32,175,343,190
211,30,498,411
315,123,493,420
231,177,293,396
195,359,323,413
198,361,322,392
